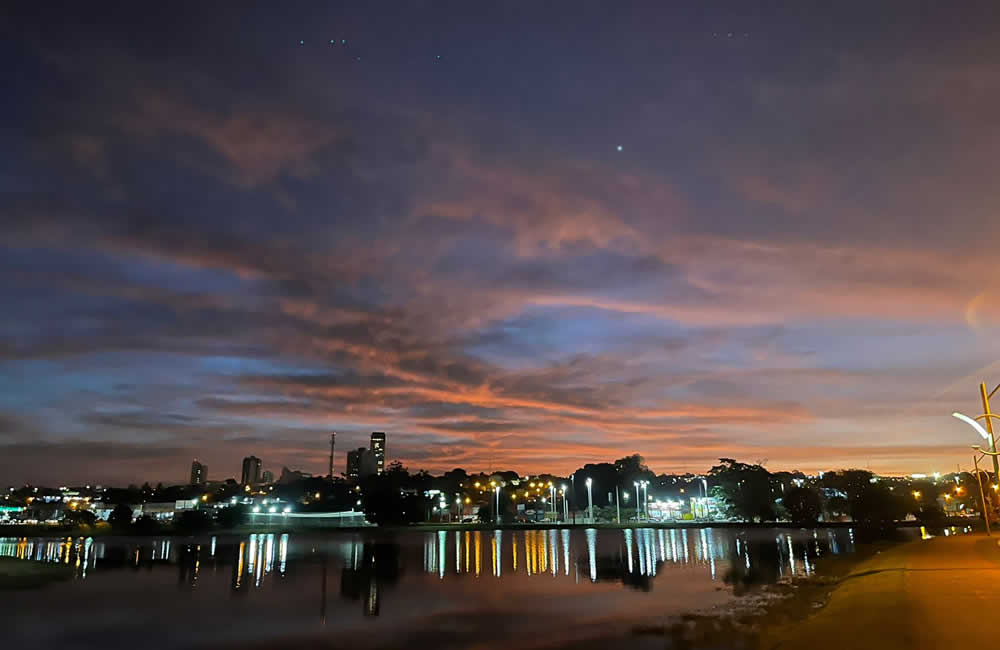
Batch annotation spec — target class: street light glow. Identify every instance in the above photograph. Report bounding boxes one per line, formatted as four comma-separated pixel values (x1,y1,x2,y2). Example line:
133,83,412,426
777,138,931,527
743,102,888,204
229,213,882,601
952,412,990,440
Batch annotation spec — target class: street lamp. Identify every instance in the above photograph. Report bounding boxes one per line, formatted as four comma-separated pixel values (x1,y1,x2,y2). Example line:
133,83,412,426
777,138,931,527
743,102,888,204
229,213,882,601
561,484,568,521
641,480,649,518
571,474,576,523
634,482,641,520
549,483,555,519
953,380,1000,480
494,485,500,524
585,477,594,522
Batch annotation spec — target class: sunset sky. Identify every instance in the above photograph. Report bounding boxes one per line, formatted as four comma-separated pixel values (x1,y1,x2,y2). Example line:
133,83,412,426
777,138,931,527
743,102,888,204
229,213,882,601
4,2,1000,485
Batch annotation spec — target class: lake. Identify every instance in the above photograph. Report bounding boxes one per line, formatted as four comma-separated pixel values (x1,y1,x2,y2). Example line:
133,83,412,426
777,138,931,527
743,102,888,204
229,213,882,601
0,527,892,649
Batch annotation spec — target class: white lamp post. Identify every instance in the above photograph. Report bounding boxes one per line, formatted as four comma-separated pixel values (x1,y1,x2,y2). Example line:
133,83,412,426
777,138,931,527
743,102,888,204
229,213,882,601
585,477,593,522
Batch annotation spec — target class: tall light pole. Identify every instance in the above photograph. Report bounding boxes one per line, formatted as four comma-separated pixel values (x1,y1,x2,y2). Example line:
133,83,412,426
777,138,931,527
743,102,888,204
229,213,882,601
561,485,568,521
954,408,1000,481
641,481,649,517
981,382,1000,480
494,485,501,525
615,489,621,523
549,483,556,519
634,482,641,520
571,475,576,524
585,477,593,522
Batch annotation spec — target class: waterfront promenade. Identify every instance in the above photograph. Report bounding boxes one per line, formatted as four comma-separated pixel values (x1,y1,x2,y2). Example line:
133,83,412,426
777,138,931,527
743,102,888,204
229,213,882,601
763,532,1000,649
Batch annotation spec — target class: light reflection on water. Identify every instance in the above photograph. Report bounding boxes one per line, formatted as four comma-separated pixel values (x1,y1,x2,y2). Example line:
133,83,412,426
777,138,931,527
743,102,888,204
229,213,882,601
0,527,928,650
1,527,858,591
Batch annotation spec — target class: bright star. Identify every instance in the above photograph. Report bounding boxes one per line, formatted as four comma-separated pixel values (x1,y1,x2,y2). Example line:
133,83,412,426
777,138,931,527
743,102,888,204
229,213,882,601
616,145,623,152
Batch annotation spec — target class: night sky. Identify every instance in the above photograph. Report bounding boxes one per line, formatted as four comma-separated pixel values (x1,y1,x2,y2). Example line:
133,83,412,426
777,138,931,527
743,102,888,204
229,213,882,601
5,2,1000,485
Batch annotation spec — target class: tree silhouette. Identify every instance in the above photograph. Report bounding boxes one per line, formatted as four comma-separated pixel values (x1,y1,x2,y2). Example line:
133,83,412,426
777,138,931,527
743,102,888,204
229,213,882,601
109,504,133,531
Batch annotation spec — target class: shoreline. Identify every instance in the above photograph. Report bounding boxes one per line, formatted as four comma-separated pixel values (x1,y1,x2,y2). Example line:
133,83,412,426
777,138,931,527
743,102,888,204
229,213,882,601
654,534,921,648
0,517,977,539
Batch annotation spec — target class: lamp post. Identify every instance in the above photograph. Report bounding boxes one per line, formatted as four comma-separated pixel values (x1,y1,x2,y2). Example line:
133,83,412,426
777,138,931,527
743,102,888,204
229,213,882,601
615,489,621,523
494,485,501,525
561,485,568,521
585,477,593,522
549,483,556,520
954,409,1000,481
634,482,641,520
571,474,576,524
641,481,649,517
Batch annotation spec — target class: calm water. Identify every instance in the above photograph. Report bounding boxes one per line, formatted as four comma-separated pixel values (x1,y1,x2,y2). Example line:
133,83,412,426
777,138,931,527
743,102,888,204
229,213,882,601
1,527,879,649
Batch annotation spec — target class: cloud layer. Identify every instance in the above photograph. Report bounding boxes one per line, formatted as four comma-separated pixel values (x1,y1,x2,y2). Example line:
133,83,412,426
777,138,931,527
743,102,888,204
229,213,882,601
3,3,1000,484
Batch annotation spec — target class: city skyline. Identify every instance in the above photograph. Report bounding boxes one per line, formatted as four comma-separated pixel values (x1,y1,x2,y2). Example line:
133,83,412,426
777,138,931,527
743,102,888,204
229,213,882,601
5,3,1000,485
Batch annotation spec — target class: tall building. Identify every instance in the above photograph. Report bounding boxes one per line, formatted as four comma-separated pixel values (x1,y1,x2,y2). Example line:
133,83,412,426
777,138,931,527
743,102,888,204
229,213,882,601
241,456,262,486
347,447,377,482
329,432,336,478
189,460,207,486
370,432,386,475
261,469,274,484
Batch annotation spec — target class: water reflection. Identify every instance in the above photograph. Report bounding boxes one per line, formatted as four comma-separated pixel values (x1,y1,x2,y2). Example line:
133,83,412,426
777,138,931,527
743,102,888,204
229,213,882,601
0,526,907,616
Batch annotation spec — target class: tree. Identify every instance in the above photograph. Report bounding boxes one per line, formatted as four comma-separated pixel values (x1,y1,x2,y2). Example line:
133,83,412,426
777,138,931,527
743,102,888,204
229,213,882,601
850,484,906,524
824,495,850,520
783,486,823,526
63,509,98,527
215,505,247,529
708,458,777,522
362,473,422,526
174,510,212,534
133,515,161,534
109,504,133,531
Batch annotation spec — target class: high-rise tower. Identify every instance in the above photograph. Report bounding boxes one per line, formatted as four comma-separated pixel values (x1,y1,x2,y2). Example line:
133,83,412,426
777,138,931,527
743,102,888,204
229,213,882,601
241,455,262,486
189,460,207,485
370,432,386,475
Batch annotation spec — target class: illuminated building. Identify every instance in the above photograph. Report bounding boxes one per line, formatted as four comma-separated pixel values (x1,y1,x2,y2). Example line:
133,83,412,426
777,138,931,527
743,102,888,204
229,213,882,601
261,470,274,484
370,432,386,475
347,448,377,482
189,460,207,486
